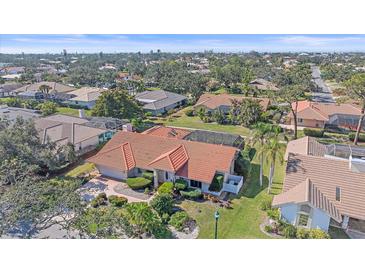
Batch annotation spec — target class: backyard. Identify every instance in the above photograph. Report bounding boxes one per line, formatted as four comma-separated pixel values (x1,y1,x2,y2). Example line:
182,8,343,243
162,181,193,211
153,107,252,136
56,107,92,117
180,145,285,239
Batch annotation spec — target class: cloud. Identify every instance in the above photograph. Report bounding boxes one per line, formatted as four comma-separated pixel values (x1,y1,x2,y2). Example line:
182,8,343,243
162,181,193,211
273,35,365,46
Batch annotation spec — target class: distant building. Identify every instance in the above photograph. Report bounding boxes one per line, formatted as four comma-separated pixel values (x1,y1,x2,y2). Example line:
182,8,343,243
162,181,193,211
65,87,103,109
0,83,23,97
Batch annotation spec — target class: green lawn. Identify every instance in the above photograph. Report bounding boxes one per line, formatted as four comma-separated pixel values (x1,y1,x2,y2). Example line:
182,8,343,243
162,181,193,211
56,107,92,117
154,108,251,137
180,145,285,239
66,162,95,177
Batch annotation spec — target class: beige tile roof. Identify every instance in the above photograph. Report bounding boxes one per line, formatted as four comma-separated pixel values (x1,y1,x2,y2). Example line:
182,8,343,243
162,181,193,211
281,154,365,220
87,131,238,184
273,178,342,222
67,87,103,102
195,93,270,111
284,136,326,160
15,81,75,94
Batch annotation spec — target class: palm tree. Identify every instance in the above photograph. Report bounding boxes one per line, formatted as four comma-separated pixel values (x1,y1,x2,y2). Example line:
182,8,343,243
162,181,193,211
261,134,284,194
39,84,52,95
251,122,271,187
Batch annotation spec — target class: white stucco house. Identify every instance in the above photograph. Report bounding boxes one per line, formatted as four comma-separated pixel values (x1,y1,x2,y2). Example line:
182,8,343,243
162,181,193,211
273,136,365,233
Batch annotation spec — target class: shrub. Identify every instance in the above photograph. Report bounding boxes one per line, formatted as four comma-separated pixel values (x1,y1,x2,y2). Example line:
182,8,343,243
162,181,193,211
142,171,154,181
168,211,191,231
303,128,325,137
272,112,282,124
126,177,151,190
208,174,224,192
283,224,297,239
158,181,174,194
260,198,272,211
296,228,309,239
144,187,150,195
161,213,170,224
267,209,280,221
150,194,174,216
264,225,273,233
175,179,187,191
90,192,107,208
308,229,330,239
185,109,194,117
108,195,128,207
180,188,202,200
348,132,365,142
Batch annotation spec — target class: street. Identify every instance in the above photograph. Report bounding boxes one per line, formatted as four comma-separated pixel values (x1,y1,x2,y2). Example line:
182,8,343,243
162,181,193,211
311,65,335,103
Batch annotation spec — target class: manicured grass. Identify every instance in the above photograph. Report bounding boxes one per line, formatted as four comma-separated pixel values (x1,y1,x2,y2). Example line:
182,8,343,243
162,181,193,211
180,145,285,239
328,226,350,239
154,108,251,137
56,107,92,117
66,162,95,177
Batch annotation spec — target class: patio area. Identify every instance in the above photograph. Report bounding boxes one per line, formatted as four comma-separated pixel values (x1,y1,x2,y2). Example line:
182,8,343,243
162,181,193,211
79,175,154,203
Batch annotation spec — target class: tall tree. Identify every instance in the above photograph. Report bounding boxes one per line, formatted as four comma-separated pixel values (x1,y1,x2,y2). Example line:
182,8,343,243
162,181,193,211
260,134,283,194
39,84,52,95
275,85,305,139
92,89,142,119
251,122,271,187
344,73,365,145
229,98,263,127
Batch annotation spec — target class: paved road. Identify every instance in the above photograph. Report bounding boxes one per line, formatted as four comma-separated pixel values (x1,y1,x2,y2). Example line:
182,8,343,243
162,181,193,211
311,65,335,103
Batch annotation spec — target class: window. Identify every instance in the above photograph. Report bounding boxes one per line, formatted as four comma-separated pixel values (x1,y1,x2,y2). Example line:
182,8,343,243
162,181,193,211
165,172,169,180
297,118,303,123
297,214,309,227
336,187,341,201
190,180,202,189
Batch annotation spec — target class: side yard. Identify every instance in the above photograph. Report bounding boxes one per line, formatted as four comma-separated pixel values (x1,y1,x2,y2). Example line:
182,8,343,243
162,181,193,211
180,145,285,239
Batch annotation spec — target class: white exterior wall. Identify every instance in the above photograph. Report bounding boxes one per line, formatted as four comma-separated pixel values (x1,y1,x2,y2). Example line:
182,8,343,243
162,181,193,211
96,164,128,180
310,207,331,232
279,204,298,225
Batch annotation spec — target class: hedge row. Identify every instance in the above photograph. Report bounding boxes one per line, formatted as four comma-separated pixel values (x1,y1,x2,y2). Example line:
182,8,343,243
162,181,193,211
303,128,325,137
126,177,152,190
348,132,365,142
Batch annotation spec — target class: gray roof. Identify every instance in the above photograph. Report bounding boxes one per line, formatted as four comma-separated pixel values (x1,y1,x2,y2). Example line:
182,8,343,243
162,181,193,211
0,105,41,122
135,90,187,111
84,117,129,130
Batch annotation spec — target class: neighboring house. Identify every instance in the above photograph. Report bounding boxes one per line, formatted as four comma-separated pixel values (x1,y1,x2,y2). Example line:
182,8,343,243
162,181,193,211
142,126,245,148
87,131,244,196
288,100,363,130
0,105,41,122
135,90,187,115
0,83,22,97
273,136,365,233
0,66,25,75
65,87,103,109
194,93,270,114
34,114,113,154
14,81,76,95
249,78,279,91
1,74,21,81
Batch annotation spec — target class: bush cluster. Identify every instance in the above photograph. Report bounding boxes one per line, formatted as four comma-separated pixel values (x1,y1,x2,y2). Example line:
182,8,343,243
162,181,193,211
108,195,128,207
174,179,188,191
180,188,202,200
150,194,174,216
90,192,107,208
168,211,191,231
259,198,272,211
208,174,224,192
303,128,325,137
348,132,365,142
126,177,152,190
158,182,174,194
142,171,154,181
185,109,195,117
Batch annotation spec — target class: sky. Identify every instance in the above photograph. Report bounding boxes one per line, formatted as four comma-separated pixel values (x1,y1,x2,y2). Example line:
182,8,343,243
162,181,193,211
1,34,365,54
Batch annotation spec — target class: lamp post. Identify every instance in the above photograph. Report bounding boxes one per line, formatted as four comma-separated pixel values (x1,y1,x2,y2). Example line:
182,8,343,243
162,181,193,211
214,210,220,239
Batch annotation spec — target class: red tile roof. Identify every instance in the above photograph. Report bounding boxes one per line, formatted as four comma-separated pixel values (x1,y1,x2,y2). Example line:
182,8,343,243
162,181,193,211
121,142,136,170
290,100,362,121
88,131,238,183
142,126,191,139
